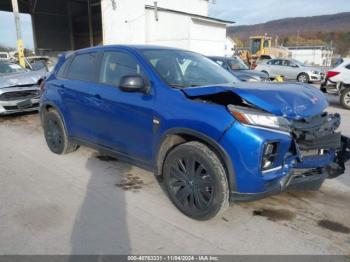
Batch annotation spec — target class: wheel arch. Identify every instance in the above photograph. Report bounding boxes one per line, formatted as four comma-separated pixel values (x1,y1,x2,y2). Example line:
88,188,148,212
155,128,236,191
297,72,310,81
40,102,70,136
261,70,269,76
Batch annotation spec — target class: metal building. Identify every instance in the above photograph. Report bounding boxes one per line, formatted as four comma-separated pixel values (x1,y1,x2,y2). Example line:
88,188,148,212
0,0,233,56
288,46,334,67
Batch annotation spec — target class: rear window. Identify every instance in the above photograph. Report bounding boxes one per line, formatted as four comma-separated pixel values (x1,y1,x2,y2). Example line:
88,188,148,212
67,53,99,82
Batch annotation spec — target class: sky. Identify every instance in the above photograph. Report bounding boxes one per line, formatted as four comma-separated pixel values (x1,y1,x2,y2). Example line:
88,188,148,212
1,0,350,49
208,0,350,25
0,11,34,50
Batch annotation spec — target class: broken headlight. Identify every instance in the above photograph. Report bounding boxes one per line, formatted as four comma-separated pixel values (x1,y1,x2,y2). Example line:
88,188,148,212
227,105,291,133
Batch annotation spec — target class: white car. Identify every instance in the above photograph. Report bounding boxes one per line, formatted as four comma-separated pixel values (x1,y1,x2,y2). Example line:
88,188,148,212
255,58,325,83
0,52,10,61
321,58,350,109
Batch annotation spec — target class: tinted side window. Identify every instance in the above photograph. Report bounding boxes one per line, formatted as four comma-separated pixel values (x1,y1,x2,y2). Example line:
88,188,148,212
99,51,143,86
283,60,291,66
67,53,99,82
57,57,72,78
267,59,280,65
273,60,283,65
346,64,350,70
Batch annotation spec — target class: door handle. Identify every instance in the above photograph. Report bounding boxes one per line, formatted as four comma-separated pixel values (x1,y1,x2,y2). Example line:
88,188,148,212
89,94,102,105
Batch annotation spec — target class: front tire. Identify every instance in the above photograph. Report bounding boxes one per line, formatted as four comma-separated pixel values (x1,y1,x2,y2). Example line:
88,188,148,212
261,70,269,79
43,110,79,154
297,73,309,83
163,141,229,220
340,88,350,110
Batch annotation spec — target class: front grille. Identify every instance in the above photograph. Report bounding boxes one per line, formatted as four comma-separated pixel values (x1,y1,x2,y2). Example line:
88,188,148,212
3,103,39,111
291,113,341,152
0,90,40,101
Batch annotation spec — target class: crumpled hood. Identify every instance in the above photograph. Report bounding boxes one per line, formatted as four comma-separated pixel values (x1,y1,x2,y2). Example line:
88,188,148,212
0,69,47,89
182,82,328,120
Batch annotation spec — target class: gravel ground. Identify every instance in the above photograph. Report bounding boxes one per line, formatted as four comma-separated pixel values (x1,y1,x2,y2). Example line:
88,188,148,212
0,92,349,255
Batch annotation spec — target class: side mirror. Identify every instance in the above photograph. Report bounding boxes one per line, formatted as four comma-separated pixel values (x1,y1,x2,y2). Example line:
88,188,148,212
291,64,299,68
119,75,150,94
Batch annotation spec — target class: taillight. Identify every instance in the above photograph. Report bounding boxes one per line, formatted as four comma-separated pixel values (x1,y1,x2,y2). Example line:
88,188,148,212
326,71,340,79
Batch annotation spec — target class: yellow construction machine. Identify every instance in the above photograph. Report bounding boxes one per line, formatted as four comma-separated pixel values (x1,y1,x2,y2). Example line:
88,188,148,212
237,35,289,82
238,35,289,68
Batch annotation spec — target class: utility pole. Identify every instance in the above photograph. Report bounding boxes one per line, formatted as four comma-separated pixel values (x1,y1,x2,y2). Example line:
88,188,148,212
87,0,94,47
11,0,25,68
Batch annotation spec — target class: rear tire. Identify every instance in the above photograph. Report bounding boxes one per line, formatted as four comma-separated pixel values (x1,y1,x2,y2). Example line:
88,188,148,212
163,141,229,220
43,110,79,154
297,73,309,83
340,88,350,110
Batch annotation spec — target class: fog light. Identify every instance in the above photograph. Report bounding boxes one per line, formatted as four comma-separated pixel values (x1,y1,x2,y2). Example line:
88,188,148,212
262,142,278,171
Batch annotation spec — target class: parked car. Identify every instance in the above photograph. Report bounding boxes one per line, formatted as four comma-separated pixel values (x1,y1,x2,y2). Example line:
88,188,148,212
0,52,10,61
40,45,350,220
208,56,269,82
321,58,350,109
255,58,325,83
0,61,47,115
26,56,57,72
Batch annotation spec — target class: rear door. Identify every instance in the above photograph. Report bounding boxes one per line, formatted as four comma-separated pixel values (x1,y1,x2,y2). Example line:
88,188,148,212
281,59,297,79
58,51,102,142
268,59,284,77
91,50,155,162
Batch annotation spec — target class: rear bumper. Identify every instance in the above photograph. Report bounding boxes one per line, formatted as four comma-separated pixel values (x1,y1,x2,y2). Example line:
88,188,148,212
230,136,350,202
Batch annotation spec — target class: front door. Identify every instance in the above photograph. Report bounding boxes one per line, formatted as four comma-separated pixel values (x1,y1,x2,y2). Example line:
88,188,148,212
91,50,155,162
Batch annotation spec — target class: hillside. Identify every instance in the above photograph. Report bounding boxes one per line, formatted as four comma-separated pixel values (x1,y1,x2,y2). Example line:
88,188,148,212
228,12,350,39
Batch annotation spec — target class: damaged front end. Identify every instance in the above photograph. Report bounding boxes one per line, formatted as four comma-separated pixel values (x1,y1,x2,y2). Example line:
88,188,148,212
182,82,350,199
291,112,350,178
284,112,350,191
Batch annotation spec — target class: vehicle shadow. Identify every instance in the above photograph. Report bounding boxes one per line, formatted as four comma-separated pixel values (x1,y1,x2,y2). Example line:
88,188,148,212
70,152,132,255
0,110,38,122
326,94,344,110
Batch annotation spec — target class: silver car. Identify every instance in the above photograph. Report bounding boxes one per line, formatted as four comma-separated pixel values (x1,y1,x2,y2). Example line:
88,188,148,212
255,58,325,83
0,61,47,115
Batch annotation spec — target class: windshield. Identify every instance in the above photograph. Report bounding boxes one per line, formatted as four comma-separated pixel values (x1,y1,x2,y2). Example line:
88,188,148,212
227,57,249,70
141,50,239,88
0,63,26,74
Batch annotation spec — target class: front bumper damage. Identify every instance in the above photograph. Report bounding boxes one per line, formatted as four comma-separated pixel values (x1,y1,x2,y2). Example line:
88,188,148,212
230,113,350,202
0,86,40,115
290,113,349,179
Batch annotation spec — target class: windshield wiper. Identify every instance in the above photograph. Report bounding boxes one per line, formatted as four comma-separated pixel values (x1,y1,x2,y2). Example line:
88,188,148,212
169,83,186,88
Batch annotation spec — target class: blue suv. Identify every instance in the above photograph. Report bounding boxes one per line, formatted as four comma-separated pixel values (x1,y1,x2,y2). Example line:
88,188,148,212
40,45,350,220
